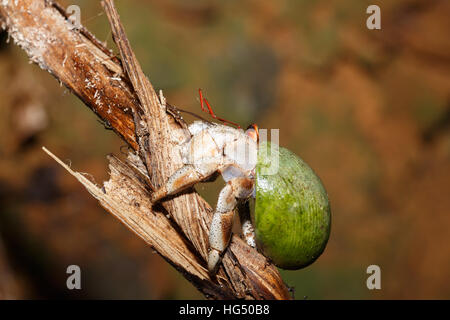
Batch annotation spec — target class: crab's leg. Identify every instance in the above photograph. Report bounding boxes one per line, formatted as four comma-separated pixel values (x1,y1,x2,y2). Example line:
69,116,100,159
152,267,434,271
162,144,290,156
151,164,214,203
237,201,256,248
208,177,254,273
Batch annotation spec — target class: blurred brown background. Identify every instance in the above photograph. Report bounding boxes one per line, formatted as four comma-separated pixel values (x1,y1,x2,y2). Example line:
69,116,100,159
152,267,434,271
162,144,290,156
0,0,449,299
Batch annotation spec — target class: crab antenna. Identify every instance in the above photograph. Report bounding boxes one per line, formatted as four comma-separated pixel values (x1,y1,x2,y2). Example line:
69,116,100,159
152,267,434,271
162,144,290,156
198,88,206,112
197,89,241,129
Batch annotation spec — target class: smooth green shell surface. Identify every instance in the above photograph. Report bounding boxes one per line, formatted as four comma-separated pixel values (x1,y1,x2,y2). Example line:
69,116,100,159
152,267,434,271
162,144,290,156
255,141,331,270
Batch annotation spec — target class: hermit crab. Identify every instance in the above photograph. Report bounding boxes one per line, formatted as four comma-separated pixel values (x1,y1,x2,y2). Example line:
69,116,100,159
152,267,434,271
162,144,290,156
152,90,331,274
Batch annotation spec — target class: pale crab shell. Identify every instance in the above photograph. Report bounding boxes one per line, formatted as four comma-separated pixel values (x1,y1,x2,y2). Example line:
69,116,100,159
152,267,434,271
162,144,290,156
182,121,258,182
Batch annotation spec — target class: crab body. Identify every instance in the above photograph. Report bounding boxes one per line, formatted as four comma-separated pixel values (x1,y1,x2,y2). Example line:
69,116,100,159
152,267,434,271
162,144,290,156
181,121,257,180
151,120,331,273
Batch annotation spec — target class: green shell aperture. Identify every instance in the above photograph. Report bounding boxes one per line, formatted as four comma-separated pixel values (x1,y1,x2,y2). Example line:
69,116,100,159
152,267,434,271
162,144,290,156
255,141,331,270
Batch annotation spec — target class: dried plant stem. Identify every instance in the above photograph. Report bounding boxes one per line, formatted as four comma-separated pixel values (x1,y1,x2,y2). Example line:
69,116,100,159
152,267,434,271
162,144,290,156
0,0,291,299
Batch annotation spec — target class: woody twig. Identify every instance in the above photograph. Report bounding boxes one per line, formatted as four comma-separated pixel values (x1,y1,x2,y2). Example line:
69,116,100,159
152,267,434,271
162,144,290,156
0,0,291,299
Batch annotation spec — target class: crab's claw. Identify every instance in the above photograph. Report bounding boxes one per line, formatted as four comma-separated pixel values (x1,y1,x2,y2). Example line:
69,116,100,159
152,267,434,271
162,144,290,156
207,249,221,274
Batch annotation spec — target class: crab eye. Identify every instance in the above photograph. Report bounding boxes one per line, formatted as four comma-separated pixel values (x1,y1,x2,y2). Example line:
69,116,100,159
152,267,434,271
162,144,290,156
245,124,259,143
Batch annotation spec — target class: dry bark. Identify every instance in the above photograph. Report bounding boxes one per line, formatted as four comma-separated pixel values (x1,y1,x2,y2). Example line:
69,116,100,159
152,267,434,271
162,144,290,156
0,0,292,300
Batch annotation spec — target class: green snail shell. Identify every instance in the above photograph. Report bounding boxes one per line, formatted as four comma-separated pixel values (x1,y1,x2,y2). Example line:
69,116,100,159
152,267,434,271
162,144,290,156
255,141,331,270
